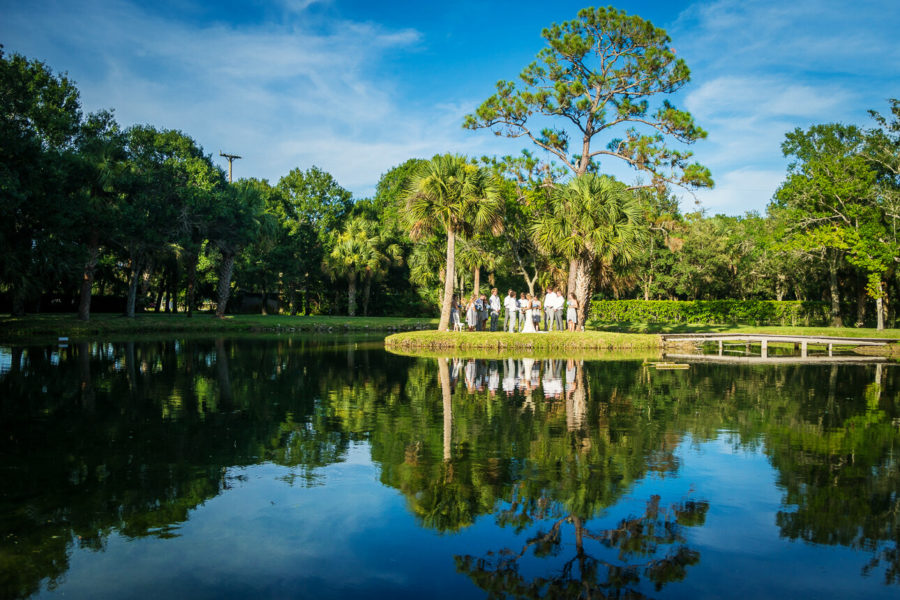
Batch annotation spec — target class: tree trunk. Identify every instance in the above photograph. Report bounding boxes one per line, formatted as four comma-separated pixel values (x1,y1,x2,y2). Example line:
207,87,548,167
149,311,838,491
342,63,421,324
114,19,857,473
261,289,268,315
11,285,27,317
138,259,154,314
185,250,199,318
215,251,236,318
78,232,100,321
347,273,357,316
573,258,593,330
438,229,456,331
362,276,372,316
567,258,577,297
473,265,481,298
304,277,311,315
856,284,867,327
828,252,843,327
876,279,885,331
125,257,143,318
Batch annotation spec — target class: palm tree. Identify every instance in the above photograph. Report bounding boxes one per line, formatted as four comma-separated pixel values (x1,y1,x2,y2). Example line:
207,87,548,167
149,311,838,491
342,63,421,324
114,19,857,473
323,216,401,316
404,155,502,331
533,175,646,327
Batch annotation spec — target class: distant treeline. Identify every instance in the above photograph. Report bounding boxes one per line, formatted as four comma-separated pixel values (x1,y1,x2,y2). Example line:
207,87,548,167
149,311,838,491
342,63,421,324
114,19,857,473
1,47,898,327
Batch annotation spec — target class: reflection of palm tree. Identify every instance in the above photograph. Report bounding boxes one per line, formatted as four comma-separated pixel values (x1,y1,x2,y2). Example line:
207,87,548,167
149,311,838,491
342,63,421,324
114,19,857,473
456,495,708,599
438,357,452,462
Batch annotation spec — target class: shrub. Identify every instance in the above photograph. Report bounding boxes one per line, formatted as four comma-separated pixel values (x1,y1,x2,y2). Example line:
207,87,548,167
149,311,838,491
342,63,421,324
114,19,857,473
589,300,832,326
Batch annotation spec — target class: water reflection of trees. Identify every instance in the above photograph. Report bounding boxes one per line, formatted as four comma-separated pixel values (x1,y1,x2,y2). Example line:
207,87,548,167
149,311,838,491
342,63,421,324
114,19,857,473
457,495,708,599
1,341,898,597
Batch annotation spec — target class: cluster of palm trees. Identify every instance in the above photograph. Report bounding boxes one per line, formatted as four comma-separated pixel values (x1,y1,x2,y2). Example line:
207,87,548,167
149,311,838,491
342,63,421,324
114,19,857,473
322,216,402,317
402,154,646,331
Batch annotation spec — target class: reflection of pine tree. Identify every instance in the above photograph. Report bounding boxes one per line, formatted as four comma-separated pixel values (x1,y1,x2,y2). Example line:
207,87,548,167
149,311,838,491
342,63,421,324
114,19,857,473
456,495,708,599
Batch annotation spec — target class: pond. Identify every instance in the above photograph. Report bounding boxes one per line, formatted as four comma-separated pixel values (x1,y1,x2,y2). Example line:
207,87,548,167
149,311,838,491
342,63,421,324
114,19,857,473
1,337,898,599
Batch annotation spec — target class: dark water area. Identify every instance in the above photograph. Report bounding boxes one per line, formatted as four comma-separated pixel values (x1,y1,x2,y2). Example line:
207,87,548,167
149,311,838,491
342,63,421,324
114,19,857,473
1,337,898,599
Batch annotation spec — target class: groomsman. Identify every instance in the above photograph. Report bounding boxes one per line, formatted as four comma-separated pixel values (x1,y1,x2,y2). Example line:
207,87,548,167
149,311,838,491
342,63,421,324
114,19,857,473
544,287,557,331
554,291,565,331
503,289,518,332
489,288,501,331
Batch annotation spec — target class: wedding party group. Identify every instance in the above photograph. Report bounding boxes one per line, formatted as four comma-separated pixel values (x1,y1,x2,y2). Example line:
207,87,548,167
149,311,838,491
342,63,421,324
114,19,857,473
449,287,579,333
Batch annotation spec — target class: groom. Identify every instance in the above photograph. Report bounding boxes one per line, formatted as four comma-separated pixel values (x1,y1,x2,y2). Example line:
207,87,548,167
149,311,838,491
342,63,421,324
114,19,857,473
503,289,518,333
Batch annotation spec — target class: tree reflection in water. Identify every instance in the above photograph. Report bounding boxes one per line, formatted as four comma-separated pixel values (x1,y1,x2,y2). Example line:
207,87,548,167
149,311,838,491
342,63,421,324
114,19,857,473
1,339,898,598
456,495,708,599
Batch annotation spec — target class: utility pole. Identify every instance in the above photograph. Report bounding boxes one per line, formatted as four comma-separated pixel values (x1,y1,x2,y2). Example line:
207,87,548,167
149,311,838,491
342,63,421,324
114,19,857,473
219,151,242,183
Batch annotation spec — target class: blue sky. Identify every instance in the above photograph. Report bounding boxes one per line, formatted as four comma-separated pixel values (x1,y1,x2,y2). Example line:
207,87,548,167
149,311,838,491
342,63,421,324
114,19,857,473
2,0,897,215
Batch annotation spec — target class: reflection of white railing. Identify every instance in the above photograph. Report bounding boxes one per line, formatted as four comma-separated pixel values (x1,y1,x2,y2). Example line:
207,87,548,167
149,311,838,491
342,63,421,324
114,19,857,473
664,353,888,365
661,333,895,359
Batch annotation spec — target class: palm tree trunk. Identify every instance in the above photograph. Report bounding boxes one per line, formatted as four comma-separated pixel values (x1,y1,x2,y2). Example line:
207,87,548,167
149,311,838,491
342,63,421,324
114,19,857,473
473,265,481,298
348,273,357,316
438,229,456,331
362,276,372,316
567,258,578,297
215,251,236,318
574,258,592,329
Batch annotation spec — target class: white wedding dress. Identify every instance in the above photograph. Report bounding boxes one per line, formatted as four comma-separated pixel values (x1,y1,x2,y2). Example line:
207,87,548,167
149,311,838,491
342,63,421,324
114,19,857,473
522,309,536,333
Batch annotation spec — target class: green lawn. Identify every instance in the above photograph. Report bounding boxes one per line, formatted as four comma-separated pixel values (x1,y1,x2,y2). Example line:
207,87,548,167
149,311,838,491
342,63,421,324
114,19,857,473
385,330,662,351
0,313,438,342
3,313,898,347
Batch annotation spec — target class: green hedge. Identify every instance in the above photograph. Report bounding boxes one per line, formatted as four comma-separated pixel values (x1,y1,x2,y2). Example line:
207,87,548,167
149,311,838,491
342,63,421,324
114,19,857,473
590,300,833,326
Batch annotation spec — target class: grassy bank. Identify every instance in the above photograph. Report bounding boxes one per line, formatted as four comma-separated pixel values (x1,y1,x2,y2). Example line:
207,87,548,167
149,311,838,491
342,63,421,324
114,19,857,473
384,330,662,351
0,313,438,342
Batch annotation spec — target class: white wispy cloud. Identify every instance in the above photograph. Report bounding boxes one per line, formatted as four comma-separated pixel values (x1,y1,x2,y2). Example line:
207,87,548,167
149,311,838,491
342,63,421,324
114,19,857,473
0,0,475,196
670,0,899,215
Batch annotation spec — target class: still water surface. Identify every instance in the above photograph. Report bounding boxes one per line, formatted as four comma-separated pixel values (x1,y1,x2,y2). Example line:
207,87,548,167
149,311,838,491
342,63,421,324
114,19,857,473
1,337,898,599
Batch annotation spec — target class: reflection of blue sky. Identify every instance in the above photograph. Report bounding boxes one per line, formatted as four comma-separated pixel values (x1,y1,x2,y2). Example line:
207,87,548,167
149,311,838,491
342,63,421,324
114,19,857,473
2,0,896,216
39,435,897,599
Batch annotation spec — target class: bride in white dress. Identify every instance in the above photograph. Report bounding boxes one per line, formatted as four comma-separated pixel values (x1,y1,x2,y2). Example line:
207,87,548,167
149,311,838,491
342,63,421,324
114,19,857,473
521,294,536,333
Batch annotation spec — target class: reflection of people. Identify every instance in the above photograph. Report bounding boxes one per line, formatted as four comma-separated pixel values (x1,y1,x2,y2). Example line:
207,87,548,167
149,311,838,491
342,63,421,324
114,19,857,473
465,359,477,392
502,358,517,396
488,360,499,395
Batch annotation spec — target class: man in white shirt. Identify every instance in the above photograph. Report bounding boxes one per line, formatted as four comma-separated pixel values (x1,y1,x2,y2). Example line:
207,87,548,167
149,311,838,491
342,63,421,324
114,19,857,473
553,291,565,331
503,289,518,332
544,288,557,331
489,288,502,331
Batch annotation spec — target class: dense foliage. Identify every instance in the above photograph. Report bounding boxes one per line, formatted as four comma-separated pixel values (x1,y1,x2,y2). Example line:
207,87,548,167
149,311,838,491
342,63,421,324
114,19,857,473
1,6,897,328
590,299,833,326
